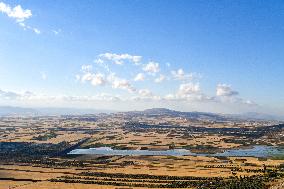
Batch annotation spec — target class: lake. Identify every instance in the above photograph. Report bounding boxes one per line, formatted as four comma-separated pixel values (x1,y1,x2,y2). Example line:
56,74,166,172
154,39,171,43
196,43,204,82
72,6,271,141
68,145,284,158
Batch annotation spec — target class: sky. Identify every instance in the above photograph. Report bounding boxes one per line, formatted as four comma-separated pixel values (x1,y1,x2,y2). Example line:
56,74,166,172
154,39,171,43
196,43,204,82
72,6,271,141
0,0,284,115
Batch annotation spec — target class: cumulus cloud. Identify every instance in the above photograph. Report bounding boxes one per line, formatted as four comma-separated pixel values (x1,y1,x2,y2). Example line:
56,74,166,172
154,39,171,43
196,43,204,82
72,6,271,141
73,52,258,110
0,2,32,22
99,53,142,65
215,84,257,106
162,83,201,101
79,65,106,86
94,58,104,65
0,2,40,34
154,74,166,83
134,73,145,81
143,61,160,74
171,68,200,81
81,64,93,72
90,73,106,86
93,58,110,72
81,72,106,86
138,89,152,97
0,85,257,114
81,73,93,82
161,82,215,103
111,78,136,92
132,89,162,101
216,84,239,97
178,83,200,95
78,65,136,93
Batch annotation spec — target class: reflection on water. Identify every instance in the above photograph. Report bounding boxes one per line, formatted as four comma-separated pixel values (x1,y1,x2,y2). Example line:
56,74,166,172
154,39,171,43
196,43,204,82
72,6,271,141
68,146,284,157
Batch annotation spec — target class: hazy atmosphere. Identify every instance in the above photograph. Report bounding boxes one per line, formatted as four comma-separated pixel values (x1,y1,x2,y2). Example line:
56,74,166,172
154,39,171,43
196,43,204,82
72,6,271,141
1,0,284,115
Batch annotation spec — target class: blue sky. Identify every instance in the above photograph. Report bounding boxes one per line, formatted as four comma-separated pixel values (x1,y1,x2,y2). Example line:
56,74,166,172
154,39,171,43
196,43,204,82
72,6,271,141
0,0,284,115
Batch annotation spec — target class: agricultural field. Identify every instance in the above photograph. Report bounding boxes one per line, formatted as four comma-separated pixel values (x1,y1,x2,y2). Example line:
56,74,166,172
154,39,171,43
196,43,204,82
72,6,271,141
0,109,283,189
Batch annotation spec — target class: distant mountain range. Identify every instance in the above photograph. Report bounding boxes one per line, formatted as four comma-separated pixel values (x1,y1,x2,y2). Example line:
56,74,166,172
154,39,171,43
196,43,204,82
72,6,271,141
0,106,37,116
129,108,283,121
230,112,283,121
127,108,227,121
0,106,282,121
0,106,113,116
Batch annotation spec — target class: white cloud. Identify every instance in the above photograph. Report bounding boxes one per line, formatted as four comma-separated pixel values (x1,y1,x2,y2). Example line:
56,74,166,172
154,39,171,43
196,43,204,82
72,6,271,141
143,61,160,74
78,70,136,93
81,73,93,82
33,28,40,34
93,58,110,72
154,74,165,83
106,73,136,92
0,89,121,102
171,68,185,80
91,93,121,101
75,74,81,81
0,2,40,34
138,89,152,97
18,22,25,27
94,58,104,65
163,93,209,102
0,89,21,100
90,73,106,86
162,83,203,102
73,52,259,111
0,2,32,22
111,78,135,92
244,100,257,106
132,89,162,101
134,73,145,81
0,90,38,101
0,86,259,114
81,64,93,72
55,93,121,102
178,83,200,95
171,68,200,81
164,94,176,100
99,53,142,65
19,23,40,34
81,72,106,86
216,84,239,97
215,84,257,106
52,29,61,35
